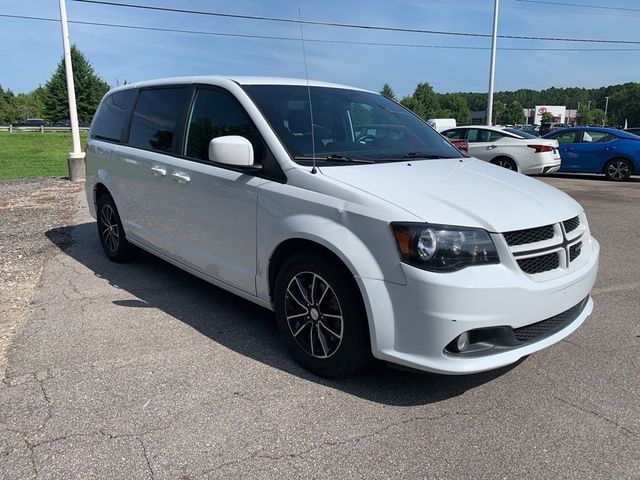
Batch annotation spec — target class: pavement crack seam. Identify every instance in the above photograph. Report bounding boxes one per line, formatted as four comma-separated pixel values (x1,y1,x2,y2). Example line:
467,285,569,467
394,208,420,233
204,408,491,474
138,437,155,480
552,394,639,439
24,437,38,479
37,378,53,430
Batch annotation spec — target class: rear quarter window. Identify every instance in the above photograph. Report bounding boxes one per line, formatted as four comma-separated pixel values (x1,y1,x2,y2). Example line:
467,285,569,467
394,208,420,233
442,129,466,139
92,89,137,143
128,87,188,153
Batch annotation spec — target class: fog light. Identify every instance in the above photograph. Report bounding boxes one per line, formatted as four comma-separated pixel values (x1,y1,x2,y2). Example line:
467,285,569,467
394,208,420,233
455,332,470,352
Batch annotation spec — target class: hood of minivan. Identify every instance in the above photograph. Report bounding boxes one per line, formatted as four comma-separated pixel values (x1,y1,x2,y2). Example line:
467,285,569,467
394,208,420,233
320,158,581,232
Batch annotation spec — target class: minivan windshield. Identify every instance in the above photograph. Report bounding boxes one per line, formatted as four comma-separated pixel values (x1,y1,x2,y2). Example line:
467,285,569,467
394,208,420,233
242,85,461,165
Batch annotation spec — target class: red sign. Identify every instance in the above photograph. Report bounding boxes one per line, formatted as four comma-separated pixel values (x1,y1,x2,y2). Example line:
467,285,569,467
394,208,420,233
538,107,547,114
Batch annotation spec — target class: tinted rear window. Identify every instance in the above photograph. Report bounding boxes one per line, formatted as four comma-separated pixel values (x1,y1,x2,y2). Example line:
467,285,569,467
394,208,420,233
504,128,537,139
92,89,137,142
128,87,188,153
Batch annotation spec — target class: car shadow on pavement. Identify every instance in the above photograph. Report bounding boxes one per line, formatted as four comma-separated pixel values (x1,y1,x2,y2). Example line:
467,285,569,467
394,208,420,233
45,222,518,407
544,173,640,182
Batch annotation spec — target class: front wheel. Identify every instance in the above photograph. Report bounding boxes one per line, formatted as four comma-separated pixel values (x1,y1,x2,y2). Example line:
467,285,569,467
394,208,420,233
274,253,371,378
604,158,632,181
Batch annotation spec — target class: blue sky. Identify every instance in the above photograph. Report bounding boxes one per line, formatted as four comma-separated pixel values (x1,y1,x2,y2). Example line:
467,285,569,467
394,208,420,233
1,0,639,98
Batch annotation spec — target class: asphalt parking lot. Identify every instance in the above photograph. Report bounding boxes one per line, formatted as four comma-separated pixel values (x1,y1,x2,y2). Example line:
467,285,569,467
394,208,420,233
1,173,639,479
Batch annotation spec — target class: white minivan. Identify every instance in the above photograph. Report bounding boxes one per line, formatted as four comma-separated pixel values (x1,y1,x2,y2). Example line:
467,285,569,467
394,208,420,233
85,76,599,378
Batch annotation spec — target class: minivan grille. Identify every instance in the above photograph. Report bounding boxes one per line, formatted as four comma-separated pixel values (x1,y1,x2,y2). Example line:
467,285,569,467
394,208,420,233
503,225,555,246
517,252,560,274
563,216,580,233
503,215,586,276
513,297,589,342
569,241,582,262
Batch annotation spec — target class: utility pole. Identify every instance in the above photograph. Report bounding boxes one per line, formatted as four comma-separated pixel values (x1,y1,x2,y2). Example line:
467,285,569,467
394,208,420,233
604,96,610,126
486,0,499,126
58,0,85,181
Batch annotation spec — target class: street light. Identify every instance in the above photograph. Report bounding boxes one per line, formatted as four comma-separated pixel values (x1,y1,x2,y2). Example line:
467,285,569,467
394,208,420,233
58,0,85,182
604,96,610,126
486,0,499,126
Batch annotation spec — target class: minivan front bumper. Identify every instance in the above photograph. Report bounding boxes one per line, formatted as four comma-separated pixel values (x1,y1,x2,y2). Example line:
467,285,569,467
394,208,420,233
356,236,599,375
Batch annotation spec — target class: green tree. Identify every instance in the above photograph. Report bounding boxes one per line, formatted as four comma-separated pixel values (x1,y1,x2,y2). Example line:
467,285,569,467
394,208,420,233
411,82,439,120
492,101,506,125
379,83,397,101
43,45,109,123
0,85,18,124
438,93,470,125
15,87,45,120
577,108,602,125
503,101,525,125
399,95,416,112
592,108,606,125
609,83,640,127
541,111,554,123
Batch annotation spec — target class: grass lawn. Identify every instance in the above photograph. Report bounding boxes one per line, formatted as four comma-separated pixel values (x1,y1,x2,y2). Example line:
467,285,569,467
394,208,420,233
0,132,88,180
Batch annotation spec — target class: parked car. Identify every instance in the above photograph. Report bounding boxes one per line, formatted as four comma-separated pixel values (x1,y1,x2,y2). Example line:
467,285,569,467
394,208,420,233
624,127,640,136
543,127,640,181
54,119,71,127
427,118,456,132
86,76,599,378
514,125,540,137
448,138,469,155
13,118,49,127
441,125,561,174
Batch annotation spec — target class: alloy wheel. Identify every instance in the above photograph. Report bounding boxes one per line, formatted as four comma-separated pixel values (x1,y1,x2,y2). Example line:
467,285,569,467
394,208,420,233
100,204,120,253
496,159,515,170
285,272,344,359
607,160,629,180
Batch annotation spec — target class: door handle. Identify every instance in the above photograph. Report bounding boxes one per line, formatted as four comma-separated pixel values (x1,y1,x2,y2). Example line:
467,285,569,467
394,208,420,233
150,166,167,177
487,145,498,150
606,146,616,151
170,171,191,184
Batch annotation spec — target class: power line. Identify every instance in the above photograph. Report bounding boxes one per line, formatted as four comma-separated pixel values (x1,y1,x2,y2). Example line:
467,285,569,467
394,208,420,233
70,0,640,45
514,0,640,13
3,13,640,52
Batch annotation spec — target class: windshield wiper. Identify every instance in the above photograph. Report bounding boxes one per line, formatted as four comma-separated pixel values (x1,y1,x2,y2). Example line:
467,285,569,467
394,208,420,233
397,152,458,159
294,154,374,164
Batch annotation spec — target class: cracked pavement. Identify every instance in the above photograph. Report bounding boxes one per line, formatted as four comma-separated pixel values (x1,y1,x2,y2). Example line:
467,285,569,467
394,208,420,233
1,174,639,479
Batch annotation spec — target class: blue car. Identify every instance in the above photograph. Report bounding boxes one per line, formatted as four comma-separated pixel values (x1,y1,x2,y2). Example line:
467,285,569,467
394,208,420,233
543,127,640,181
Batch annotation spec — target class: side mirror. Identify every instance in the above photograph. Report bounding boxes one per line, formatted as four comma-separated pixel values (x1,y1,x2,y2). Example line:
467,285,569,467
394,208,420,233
208,136,254,167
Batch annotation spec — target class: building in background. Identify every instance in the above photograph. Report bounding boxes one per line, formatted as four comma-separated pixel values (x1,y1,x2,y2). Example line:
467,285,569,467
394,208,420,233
471,106,577,126
523,106,577,125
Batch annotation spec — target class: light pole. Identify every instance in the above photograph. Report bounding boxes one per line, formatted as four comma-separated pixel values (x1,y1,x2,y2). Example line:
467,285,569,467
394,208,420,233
604,96,610,126
58,0,85,181
486,0,499,126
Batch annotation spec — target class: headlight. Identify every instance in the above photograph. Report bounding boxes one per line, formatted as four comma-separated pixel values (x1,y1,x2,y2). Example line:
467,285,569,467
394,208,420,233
391,223,500,272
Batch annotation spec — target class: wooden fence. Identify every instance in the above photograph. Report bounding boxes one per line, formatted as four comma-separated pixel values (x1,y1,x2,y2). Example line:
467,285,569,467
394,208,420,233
0,126,90,133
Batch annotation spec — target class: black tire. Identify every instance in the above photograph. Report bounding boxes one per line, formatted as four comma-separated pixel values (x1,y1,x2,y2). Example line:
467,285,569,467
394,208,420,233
96,193,135,262
604,158,632,181
490,156,518,171
274,252,371,378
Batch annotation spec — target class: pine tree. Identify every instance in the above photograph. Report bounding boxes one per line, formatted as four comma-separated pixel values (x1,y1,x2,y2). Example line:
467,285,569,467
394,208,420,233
42,45,109,124
379,83,397,101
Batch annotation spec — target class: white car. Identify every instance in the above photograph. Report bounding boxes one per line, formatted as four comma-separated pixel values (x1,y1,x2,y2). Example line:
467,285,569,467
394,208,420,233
85,76,599,378
442,125,561,175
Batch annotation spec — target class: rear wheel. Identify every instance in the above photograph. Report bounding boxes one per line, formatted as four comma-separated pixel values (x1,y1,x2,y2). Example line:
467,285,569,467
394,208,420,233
604,158,631,181
491,156,518,171
274,252,371,378
96,193,135,262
